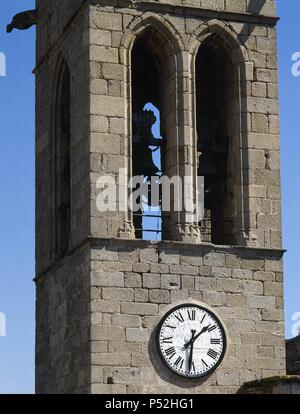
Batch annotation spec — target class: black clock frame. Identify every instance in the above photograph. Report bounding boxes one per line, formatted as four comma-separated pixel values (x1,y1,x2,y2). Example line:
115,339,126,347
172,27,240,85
156,303,227,379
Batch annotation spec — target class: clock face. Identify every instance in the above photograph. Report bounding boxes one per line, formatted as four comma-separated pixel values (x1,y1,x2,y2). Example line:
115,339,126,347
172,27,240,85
157,304,226,378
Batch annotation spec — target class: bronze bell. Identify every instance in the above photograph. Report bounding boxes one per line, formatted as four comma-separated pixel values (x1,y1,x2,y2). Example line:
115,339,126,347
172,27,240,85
132,110,161,179
198,152,219,177
133,143,160,179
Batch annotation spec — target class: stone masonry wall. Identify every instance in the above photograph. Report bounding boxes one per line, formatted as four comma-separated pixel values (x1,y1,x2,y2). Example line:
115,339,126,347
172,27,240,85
35,243,91,394
90,239,285,394
35,0,285,395
35,0,282,268
36,238,285,394
89,1,282,248
35,2,90,274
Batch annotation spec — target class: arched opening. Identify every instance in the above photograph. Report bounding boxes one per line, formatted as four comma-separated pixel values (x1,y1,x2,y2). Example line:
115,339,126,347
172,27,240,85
54,60,71,258
196,35,240,245
131,27,176,240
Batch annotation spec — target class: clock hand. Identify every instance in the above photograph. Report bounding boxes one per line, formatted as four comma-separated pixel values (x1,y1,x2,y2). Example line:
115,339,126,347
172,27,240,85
188,340,194,372
193,325,210,341
184,329,196,350
184,325,210,349
186,330,196,371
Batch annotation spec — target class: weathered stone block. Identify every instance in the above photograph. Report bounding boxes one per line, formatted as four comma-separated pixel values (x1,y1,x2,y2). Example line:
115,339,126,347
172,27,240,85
91,326,125,341
91,353,131,367
103,367,140,385
161,274,181,290
149,289,170,304
125,273,142,288
91,271,124,287
121,302,158,316
142,273,160,289
126,328,150,343
203,252,225,267
102,288,134,301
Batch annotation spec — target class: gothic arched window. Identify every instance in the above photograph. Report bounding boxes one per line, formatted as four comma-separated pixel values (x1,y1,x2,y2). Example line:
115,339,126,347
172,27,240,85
196,35,240,245
131,27,177,241
53,60,71,259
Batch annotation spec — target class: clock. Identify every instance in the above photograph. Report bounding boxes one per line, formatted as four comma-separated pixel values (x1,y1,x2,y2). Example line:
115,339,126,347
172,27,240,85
156,303,226,378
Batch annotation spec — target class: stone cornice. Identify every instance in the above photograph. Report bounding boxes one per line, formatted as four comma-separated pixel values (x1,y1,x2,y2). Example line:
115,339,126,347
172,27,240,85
91,0,279,26
34,236,286,282
135,1,279,26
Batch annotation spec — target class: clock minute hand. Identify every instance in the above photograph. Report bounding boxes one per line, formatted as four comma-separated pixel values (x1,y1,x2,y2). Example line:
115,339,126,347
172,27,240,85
187,330,196,371
188,340,194,372
184,325,210,349
193,325,210,341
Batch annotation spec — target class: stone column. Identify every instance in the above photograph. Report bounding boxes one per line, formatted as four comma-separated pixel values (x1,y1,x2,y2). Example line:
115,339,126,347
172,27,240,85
173,49,201,243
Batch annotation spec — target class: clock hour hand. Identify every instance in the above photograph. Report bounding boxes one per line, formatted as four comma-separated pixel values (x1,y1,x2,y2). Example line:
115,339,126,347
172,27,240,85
184,329,196,349
184,325,210,349
193,325,210,341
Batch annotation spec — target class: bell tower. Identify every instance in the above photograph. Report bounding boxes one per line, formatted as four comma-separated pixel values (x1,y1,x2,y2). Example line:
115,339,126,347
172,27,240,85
35,0,286,394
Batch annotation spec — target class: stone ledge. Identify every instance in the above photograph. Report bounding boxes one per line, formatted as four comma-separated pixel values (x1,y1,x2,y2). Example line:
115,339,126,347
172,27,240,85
89,236,286,258
138,3,278,24
34,235,285,281
91,0,279,25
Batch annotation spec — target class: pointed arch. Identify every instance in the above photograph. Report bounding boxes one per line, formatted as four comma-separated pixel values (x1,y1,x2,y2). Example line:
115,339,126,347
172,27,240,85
120,12,184,59
119,13,186,241
51,55,72,259
189,20,251,246
189,19,250,63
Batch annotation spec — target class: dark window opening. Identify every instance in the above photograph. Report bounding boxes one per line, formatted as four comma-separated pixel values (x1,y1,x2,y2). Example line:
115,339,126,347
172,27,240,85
54,62,71,259
196,38,236,245
131,39,166,240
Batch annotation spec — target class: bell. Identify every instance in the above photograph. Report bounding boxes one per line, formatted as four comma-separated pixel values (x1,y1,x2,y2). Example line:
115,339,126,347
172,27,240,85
133,143,160,179
132,110,161,180
198,152,219,177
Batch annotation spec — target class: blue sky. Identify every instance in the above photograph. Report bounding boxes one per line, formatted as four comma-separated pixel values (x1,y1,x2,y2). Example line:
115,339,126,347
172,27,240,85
0,0,299,394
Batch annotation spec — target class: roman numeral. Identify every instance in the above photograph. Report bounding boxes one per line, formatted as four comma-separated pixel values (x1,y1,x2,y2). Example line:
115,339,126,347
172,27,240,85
165,325,176,330
165,347,176,359
162,337,173,344
201,315,206,323
207,349,219,360
201,359,209,368
174,356,184,369
211,338,221,345
174,312,184,323
187,309,196,320
208,325,217,332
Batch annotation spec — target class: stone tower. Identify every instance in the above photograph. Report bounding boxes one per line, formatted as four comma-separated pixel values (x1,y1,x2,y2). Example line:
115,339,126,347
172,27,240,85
35,0,285,394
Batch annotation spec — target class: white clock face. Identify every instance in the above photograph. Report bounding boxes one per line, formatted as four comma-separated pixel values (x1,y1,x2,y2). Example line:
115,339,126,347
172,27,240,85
157,304,226,378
